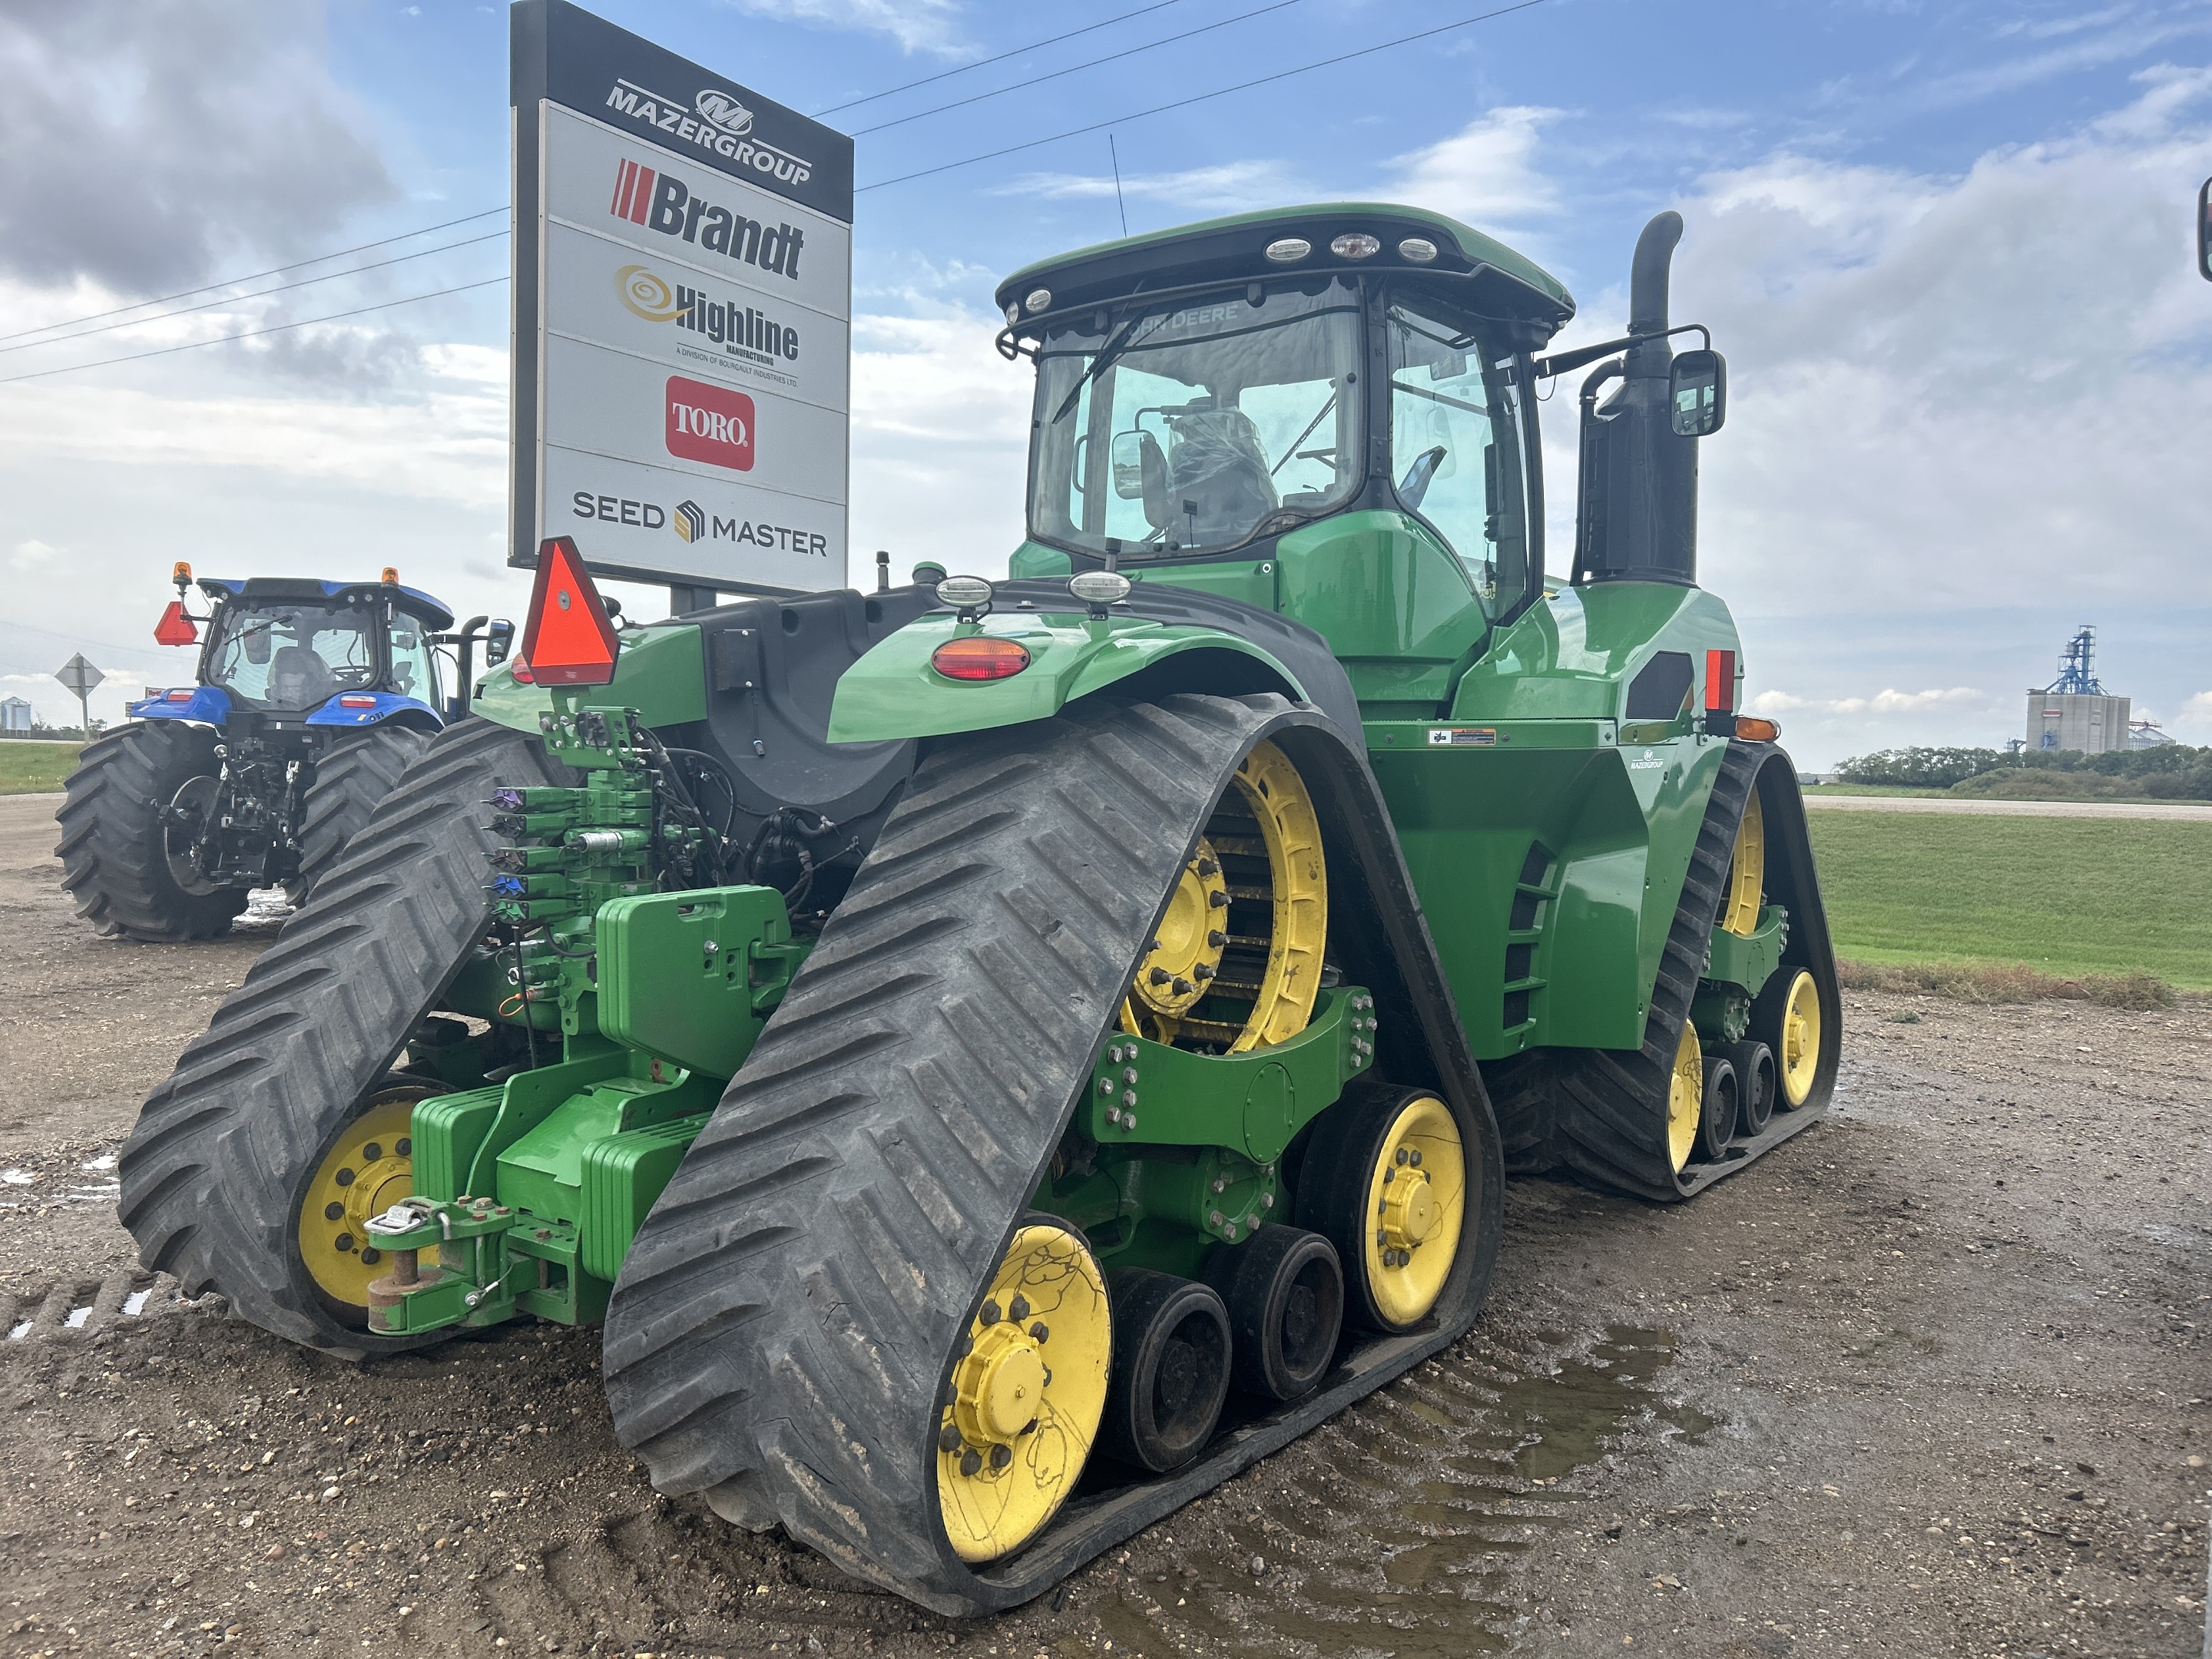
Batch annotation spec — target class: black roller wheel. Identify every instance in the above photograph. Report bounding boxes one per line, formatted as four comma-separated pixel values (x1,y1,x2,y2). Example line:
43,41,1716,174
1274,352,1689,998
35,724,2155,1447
293,724,435,902
1299,1081,1471,1336
1203,1223,1343,1402
1720,1040,1776,1135
1697,1055,1739,1162
1098,1268,1231,1474
55,722,250,942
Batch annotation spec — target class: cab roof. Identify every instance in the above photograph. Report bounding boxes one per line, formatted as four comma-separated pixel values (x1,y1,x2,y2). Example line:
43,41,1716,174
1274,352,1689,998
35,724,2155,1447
196,578,455,631
995,202,1577,348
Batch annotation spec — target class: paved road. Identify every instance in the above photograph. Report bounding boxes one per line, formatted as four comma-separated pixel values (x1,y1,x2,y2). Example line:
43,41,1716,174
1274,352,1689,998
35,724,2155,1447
1803,793,2212,821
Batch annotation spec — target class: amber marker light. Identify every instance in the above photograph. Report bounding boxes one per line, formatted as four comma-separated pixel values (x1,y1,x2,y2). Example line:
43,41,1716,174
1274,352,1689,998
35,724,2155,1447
1734,716,1781,742
932,636,1031,682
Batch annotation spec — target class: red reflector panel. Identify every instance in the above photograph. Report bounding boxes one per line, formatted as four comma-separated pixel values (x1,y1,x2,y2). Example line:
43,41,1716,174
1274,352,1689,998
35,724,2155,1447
154,601,198,647
1704,648,1737,711
932,636,1031,681
519,536,620,687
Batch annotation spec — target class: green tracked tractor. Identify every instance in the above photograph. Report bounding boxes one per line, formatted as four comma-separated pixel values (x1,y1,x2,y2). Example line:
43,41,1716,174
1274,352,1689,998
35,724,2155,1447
118,204,1839,1614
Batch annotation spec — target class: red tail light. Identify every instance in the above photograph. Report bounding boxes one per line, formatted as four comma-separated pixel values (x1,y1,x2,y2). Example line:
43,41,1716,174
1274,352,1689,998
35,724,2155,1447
154,601,197,647
338,694,379,707
510,657,535,684
932,636,1031,681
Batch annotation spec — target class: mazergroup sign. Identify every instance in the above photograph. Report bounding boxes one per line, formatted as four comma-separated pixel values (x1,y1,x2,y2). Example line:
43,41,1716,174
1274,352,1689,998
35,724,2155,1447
511,1,854,593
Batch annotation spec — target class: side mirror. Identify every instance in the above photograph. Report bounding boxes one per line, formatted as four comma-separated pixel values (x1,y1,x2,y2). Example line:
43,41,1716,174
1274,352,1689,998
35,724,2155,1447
1669,349,1727,437
1111,430,1171,528
483,620,513,667
2200,176,2212,283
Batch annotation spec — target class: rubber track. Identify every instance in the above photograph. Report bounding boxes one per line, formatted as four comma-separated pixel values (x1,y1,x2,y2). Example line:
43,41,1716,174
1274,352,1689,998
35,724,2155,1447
55,722,247,941
293,724,432,900
602,694,1498,1614
117,718,568,1356
1551,741,1836,1200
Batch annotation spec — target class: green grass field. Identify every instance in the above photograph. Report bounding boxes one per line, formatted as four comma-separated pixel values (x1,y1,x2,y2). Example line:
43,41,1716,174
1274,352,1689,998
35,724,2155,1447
0,742,82,795
1805,812,2212,991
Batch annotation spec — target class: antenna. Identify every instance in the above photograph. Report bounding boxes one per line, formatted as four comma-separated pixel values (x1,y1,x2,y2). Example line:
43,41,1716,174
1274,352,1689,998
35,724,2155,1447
1109,133,1129,237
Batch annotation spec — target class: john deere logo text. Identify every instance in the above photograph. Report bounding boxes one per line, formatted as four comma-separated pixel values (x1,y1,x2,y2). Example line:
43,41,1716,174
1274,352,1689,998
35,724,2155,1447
610,157,806,281
665,376,754,472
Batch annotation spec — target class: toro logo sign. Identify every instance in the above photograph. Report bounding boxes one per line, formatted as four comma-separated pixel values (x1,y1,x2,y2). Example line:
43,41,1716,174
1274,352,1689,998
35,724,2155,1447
665,376,754,471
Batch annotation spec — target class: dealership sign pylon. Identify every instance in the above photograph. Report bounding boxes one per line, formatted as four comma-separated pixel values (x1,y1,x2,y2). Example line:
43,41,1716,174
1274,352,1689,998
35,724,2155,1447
509,0,854,595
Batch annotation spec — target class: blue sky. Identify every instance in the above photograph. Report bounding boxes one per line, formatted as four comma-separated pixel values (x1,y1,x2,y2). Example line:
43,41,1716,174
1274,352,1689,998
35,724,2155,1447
1,0,2208,763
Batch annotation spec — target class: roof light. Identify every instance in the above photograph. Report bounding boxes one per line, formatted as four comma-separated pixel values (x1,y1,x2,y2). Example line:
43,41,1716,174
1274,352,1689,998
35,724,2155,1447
932,636,1031,682
381,567,399,584
934,575,995,611
1330,233,1381,260
1004,301,1022,326
154,601,198,647
1068,571,1131,605
1397,237,1439,263
338,694,379,707
1263,237,1311,263
518,536,620,687
1024,287,1052,313
171,561,192,586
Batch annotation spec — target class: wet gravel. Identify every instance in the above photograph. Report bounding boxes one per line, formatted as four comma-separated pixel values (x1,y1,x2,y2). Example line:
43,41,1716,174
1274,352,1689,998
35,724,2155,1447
0,793,2204,1658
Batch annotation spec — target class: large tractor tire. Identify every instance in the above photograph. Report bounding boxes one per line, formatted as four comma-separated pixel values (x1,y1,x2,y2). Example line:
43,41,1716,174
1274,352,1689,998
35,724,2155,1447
117,719,568,1356
293,724,435,902
600,694,1502,1615
1550,740,1842,1201
55,722,251,942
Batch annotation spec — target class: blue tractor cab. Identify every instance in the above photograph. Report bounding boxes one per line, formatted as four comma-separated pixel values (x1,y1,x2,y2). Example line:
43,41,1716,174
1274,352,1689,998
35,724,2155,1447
58,566,513,941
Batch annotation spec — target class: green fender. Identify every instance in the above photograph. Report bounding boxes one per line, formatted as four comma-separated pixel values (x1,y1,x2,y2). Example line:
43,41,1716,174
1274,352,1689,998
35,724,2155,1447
826,606,1310,743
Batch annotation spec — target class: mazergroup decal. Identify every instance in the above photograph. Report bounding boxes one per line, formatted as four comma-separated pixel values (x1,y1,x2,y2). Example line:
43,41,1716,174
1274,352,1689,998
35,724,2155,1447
664,376,755,472
603,77,815,187
617,263,800,363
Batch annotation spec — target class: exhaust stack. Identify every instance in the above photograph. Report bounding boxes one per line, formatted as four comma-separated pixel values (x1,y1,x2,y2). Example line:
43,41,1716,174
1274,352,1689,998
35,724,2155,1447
1572,210,1700,586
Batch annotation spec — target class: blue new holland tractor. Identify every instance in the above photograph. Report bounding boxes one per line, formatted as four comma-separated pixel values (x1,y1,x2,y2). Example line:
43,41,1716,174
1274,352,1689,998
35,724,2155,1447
57,565,509,941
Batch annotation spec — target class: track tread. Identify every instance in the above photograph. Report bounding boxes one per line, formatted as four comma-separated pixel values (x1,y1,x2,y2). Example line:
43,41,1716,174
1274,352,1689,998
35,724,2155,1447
117,719,569,1353
293,724,435,900
603,695,1334,1610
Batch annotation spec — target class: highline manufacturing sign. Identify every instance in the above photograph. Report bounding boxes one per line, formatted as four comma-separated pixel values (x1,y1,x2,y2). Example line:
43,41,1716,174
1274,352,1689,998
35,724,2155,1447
510,0,854,594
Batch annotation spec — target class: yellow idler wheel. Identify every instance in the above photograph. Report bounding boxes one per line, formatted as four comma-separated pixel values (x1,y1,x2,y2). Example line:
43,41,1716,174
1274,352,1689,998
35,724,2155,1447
1667,1023,1704,1173
1770,968,1822,1108
935,1220,1111,1565
1720,790,1765,938
1300,1088,1467,1334
295,1081,435,1323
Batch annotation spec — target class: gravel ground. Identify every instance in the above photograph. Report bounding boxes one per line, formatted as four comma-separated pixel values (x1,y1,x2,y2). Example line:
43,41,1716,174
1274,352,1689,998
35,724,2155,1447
0,791,2205,1659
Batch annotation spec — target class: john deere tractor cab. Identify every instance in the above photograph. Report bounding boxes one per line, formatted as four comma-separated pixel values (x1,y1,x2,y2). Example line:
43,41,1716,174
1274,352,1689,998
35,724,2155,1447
56,568,478,941
121,204,1839,1616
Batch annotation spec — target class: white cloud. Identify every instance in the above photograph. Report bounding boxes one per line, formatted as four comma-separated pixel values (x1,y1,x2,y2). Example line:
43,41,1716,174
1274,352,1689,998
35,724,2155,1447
10,539,61,571
721,0,969,56
1380,106,1564,229
1750,687,1988,717
2173,690,2212,737
1005,161,1307,216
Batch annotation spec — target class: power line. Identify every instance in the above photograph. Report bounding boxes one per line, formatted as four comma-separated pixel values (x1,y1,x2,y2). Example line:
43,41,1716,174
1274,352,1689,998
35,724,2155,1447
850,0,1305,137
859,0,1551,193
0,230,508,359
0,277,507,387
812,0,1187,115
0,208,506,350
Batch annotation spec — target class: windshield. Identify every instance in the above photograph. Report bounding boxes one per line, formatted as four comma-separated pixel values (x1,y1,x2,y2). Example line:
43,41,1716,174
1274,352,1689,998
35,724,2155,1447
207,602,379,710
386,615,439,706
1028,280,1363,560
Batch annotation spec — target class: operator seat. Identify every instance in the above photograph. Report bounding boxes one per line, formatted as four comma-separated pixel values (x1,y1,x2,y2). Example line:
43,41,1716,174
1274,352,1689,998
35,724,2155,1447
1166,403,1277,542
267,644,338,709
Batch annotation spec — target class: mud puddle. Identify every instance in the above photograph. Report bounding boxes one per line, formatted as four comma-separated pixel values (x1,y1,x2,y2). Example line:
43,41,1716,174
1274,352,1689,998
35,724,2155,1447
1083,1326,1711,1657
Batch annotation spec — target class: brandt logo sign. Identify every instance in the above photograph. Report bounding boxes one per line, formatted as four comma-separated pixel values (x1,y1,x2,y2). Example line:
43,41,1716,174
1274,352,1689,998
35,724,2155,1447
665,376,755,472
609,158,806,282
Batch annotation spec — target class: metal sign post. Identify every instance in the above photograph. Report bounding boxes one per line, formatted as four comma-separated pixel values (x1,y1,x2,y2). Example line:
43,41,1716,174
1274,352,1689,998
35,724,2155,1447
509,0,856,607
55,654,104,737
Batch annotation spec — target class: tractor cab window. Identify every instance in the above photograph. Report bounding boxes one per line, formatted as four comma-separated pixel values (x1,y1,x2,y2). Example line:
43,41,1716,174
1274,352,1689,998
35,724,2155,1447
1029,280,1363,560
1386,303,1533,617
386,617,439,706
207,603,378,710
